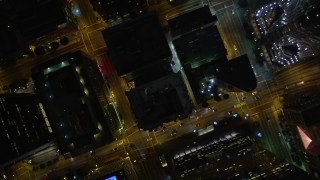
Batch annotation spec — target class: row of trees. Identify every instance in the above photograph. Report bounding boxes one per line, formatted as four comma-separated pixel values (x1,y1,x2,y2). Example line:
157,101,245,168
34,36,69,56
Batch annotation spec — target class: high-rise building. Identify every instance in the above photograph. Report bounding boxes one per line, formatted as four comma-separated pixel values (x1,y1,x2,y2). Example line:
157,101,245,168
281,88,320,176
31,51,114,156
89,0,148,24
102,12,193,131
0,93,52,168
252,0,320,67
161,118,313,179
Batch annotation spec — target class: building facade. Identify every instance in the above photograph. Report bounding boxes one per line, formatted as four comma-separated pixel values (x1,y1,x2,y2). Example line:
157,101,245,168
0,93,52,168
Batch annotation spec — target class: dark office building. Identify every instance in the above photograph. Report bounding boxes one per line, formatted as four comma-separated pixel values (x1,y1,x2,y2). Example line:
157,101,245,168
31,51,114,156
168,6,223,67
0,23,22,65
172,25,226,67
0,0,70,66
126,73,192,130
0,0,67,41
102,12,172,77
0,94,52,168
167,5,217,37
89,0,147,22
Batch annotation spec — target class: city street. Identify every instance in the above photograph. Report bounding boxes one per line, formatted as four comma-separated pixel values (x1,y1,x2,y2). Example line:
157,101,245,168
0,38,84,86
2,0,320,179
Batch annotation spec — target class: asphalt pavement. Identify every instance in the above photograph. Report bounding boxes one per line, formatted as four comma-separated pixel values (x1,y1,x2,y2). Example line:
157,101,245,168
4,0,320,179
